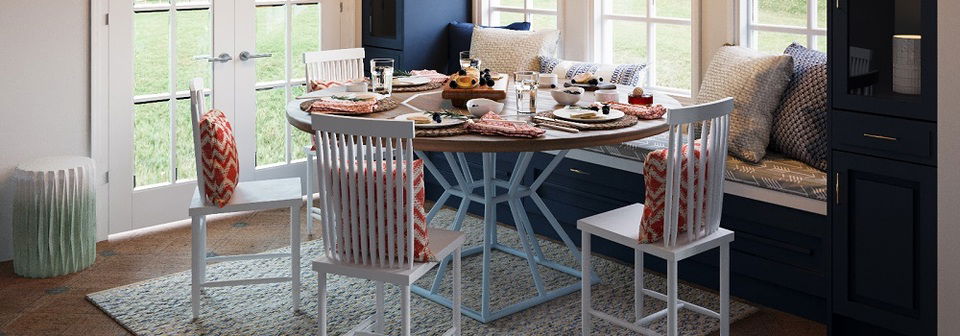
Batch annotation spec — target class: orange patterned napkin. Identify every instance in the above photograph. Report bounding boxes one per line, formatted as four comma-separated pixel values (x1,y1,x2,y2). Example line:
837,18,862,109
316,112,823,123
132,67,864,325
410,70,450,83
609,103,667,120
308,99,377,114
308,78,365,92
465,112,546,138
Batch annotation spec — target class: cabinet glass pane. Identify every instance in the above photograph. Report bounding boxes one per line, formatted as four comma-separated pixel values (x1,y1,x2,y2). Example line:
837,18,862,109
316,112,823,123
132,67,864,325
611,20,648,66
256,88,288,167
292,4,320,81
845,0,923,100
175,9,211,91
609,0,645,16
256,5,287,83
757,0,807,27
370,0,398,39
656,0,690,19
756,31,806,55
655,24,691,90
134,11,169,96
134,102,171,187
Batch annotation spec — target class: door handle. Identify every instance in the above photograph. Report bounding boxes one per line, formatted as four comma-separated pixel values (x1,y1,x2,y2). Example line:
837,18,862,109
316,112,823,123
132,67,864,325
239,51,273,61
193,53,232,63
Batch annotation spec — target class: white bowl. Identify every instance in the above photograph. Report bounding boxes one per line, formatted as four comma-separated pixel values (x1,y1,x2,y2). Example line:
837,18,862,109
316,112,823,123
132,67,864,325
466,98,505,117
595,89,620,103
551,87,585,106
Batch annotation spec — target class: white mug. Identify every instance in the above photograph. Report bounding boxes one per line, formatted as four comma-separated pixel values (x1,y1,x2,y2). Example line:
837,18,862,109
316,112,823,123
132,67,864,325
595,89,619,103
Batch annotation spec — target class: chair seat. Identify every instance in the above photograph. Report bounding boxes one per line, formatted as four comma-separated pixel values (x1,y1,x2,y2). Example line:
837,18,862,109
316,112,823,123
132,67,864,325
578,203,735,261
190,177,303,216
312,228,466,285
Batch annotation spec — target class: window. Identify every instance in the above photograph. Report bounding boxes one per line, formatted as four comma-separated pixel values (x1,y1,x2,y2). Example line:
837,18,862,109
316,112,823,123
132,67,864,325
598,0,695,94
743,0,827,54
486,0,559,31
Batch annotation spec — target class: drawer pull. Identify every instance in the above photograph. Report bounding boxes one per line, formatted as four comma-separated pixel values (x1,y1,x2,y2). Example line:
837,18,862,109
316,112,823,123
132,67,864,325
568,168,591,176
863,133,898,141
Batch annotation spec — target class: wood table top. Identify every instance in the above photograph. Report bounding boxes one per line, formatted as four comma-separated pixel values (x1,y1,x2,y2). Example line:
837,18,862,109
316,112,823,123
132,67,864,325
286,84,679,153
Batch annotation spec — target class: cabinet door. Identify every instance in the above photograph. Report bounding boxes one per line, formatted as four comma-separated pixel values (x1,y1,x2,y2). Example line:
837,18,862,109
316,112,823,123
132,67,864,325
832,151,936,335
362,0,403,50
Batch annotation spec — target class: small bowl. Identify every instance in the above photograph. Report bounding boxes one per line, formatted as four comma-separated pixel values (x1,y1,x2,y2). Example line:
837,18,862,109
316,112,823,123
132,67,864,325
595,89,620,103
551,87,584,105
539,73,559,88
466,98,505,117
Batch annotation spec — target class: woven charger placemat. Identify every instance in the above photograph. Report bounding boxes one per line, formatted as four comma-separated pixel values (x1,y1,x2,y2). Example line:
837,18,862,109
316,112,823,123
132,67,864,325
392,80,445,93
299,96,401,114
535,111,639,130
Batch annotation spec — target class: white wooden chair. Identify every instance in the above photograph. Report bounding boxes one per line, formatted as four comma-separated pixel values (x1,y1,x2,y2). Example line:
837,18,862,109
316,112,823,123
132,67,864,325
187,78,302,319
578,98,735,336
302,48,366,237
849,46,874,95
310,113,465,336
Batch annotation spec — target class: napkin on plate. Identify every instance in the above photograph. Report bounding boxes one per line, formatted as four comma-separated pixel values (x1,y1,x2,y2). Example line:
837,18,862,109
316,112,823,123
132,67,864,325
308,99,377,114
410,70,450,83
465,112,546,138
608,103,667,120
308,78,365,92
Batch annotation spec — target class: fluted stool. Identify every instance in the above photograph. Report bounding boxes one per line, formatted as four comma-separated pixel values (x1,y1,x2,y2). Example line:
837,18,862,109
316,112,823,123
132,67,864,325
13,156,96,278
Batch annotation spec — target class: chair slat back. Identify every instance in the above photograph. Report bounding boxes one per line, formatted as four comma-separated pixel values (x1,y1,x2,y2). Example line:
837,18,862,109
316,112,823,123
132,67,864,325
662,98,733,247
189,78,211,207
311,113,417,269
304,48,366,89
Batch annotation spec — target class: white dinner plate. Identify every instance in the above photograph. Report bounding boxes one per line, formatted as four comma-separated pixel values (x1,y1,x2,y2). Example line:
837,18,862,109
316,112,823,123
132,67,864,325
552,106,625,123
395,112,467,129
392,77,431,87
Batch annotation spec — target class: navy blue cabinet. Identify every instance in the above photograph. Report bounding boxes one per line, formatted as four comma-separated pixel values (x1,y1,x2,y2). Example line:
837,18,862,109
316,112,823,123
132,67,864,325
362,0,470,73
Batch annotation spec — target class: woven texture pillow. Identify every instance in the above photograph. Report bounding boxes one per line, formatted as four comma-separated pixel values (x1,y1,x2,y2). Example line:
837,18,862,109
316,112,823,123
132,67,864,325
198,109,239,208
336,159,434,262
539,56,647,86
639,143,706,243
470,27,560,73
771,43,828,171
448,21,531,73
696,46,793,163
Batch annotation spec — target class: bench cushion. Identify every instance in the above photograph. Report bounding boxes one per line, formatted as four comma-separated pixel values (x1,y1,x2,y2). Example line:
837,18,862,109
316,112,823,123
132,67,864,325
584,133,828,201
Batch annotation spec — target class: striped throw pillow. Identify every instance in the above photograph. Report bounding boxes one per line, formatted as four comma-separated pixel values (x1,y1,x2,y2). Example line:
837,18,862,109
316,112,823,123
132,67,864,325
539,56,647,86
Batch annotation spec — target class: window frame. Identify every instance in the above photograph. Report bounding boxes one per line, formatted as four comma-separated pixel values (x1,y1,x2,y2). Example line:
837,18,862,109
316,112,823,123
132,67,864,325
484,0,561,30
740,0,828,52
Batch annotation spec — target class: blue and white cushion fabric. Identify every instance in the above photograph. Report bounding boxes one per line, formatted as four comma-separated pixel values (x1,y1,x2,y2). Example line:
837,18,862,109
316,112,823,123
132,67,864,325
538,56,647,86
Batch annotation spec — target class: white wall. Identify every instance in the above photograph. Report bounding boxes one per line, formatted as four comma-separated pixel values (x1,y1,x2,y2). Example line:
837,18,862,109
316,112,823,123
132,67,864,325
0,0,91,261
938,0,960,334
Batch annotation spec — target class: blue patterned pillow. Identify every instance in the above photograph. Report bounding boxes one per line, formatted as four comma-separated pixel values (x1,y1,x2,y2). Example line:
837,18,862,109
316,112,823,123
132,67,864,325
538,56,646,86
770,43,828,171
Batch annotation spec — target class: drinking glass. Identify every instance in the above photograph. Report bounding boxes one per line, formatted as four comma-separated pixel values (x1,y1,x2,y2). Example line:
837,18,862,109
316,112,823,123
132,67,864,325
514,71,540,114
459,51,482,70
370,58,395,96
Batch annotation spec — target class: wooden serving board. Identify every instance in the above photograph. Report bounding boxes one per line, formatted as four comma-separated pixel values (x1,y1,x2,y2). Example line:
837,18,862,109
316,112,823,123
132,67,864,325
564,81,618,91
441,74,508,108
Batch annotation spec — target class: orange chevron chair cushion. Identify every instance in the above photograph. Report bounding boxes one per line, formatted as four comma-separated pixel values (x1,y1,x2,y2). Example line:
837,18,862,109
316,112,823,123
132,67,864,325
639,143,706,243
199,109,239,208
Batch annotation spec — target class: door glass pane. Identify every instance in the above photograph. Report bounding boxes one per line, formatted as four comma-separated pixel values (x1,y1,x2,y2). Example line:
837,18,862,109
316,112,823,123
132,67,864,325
134,102,171,187
256,88,288,167
134,11,169,96
290,85,312,161
611,20,648,65
256,5,287,83
292,4,320,81
530,14,557,30
492,11,525,27
656,0,690,19
610,0,645,16
655,24,691,90
175,98,197,181
175,9,211,91
757,31,806,54
757,0,807,27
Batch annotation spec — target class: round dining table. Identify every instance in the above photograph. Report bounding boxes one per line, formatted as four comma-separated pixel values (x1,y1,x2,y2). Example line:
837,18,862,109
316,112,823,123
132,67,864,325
287,83,680,323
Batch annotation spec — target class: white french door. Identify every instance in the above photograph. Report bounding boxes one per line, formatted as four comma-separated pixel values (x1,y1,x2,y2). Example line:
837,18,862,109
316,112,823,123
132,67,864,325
106,0,350,234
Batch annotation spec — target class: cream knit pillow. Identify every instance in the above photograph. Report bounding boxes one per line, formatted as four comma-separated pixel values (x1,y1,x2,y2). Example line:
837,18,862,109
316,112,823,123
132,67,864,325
696,46,793,163
469,27,561,74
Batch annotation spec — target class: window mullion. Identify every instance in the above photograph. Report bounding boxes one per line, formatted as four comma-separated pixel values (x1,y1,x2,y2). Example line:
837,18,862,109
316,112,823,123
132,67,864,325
284,1,293,163
168,5,179,184
807,0,817,48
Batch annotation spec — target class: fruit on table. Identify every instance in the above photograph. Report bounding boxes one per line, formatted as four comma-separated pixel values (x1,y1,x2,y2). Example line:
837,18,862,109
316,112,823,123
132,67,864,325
449,67,497,89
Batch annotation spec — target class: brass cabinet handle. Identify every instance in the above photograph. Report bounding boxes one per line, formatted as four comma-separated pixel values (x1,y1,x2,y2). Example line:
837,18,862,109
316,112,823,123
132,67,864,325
834,172,841,205
568,168,591,175
863,133,898,141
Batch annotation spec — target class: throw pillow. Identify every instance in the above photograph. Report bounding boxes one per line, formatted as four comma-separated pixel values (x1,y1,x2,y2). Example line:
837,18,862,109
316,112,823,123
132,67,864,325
470,27,561,74
448,21,531,73
696,46,793,163
539,56,647,86
771,43,828,171
198,109,239,208
639,143,706,243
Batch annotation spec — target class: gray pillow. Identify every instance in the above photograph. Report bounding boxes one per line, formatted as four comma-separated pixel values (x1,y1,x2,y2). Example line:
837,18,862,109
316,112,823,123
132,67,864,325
771,43,828,171
696,46,794,163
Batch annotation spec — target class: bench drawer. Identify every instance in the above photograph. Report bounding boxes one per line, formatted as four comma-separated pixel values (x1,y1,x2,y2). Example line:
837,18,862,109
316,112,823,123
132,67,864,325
832,110,936,164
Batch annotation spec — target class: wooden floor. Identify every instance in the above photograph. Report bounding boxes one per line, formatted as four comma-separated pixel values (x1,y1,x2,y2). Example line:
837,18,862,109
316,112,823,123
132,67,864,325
0,205,826,336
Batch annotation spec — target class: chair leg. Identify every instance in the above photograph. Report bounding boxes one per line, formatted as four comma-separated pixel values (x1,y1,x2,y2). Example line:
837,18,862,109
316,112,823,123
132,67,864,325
667,258,678,336
305,148,315,236
291,206,301,312
375,281,385,334
453,247,462,335
190,215,204,319
635,249,644,323
401,284,411,336
720,242,730,336
581,230,592,336
317,272,327,336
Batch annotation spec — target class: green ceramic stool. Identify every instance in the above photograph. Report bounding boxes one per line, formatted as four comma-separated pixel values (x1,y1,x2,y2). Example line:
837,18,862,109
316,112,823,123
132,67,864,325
13,156,97,278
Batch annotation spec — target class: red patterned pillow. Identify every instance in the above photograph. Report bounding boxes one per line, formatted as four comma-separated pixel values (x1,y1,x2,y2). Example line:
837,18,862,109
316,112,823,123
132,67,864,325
199,109,239,208
334,159,434,262
639,143,708,243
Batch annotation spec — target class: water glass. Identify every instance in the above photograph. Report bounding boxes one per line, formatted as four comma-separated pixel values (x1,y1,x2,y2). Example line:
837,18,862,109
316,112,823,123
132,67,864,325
370,58,395,96
459,51,482,70
514,71,540,114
